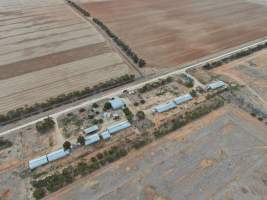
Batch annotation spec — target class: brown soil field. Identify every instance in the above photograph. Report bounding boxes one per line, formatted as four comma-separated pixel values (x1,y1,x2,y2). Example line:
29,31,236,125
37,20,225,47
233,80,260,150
0,0,134,114
78,0,267,68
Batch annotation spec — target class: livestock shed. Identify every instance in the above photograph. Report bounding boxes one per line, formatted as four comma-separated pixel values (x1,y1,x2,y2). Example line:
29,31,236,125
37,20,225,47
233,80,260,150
154,102,176,113
107,121,131,134
174,94,193,105
83,125,99,135
47,149,70,162
29,155,48,170
85,133,100,145
207,81,226,90
109,98,125,109
100,130,111,140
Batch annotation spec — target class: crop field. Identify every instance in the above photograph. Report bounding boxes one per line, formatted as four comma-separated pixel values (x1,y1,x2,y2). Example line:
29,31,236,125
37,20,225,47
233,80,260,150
213,49,267,109
78,0,267,68
45,105,267,200
0,0,133,114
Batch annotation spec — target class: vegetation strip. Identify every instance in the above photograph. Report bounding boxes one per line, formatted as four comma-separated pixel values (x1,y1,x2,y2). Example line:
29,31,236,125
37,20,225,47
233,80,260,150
0,74,135,126
203,41,267,70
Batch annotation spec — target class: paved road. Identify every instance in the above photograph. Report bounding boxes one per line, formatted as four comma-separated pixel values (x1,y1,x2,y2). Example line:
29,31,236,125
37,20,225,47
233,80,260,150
1,37,267,137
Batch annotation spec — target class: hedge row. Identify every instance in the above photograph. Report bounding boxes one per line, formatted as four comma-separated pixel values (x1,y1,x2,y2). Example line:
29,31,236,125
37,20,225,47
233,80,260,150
154,97,224,139
31,146,128,199
203,41,267,70
0,74,135,126
66,0,90,16
93,18,146,68
138,77,173,93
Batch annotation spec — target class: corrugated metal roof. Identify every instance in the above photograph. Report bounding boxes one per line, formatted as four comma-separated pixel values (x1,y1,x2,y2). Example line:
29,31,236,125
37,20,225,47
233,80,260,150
107,121,131,134
100,131,111,140
85,133,100,145
29,155,48,170
109,98,125,109
47,149,70,162
154,102,176,113
83,125,99,134
207,81,225,90
174,94,193,105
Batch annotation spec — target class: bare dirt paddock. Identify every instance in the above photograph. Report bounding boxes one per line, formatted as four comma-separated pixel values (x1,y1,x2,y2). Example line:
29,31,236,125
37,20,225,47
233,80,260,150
46,105,267,200
0,0,133,114
78,0,267,68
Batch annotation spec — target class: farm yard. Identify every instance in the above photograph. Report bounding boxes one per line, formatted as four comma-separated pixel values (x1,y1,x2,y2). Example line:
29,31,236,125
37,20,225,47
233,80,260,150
0,0,135,114
44,105,267,200
78,0,267,68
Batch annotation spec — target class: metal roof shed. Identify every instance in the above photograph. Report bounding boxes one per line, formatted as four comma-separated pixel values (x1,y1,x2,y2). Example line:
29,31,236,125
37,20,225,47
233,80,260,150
29,155,48,170
109,98,125,109
107,121,131,134
47,149,70,162
207,81,225,90
83,125,99,135
174,94,193,105
100,131,111,140
85,133,100,145
154,102,176,113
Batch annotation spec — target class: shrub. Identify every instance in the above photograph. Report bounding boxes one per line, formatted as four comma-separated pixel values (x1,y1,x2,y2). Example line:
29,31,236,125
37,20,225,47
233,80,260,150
77,136,85,146
0,138,12,150
136,111,145,120
36,117,55,134
33,188,45,200
79,108,86,113
92,103,99,108
190,90,197,97
123,107,133,122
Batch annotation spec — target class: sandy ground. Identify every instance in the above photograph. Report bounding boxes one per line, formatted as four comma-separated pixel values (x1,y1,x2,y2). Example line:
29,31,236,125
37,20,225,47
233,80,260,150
0,0,133,114
78,0,267,68
44,105,267,200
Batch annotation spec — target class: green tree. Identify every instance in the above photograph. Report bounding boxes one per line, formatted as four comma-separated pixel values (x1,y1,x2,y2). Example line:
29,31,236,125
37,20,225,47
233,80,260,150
63,141,71,151
104,102,112,110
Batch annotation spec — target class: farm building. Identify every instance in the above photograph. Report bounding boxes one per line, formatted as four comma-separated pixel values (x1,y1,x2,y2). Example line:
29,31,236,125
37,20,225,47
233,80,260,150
207,81,226,90
109,98,125,109
85,133,100,145
174,94,193,105
154,102,176,113
107,121,131,134
83,125,99,135
47,149,70,162
100,131,111,140
29,155,48,170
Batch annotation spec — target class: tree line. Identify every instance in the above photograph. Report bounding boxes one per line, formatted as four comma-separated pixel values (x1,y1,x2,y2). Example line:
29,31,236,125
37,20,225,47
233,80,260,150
203,41,267,70
93,18,146,68
66,0,90,17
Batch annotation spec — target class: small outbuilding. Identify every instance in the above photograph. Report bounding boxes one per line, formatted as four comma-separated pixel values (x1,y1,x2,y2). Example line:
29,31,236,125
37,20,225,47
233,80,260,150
207,81,226,90
174,94,193,105
29,155,48,170
83,125,99,135
154,102,176,113
85,133,100,145
107,121,131,134
109,98,125,110
47,149,70,162
100,131,111,140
